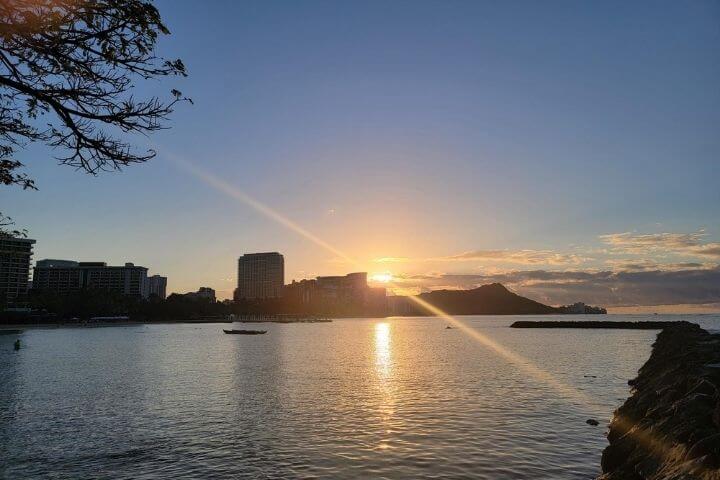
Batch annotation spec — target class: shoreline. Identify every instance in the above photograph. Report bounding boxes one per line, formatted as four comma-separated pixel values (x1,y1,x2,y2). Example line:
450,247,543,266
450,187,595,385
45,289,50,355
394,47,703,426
2,313,716,332
0,319,234,331
0,317,336,331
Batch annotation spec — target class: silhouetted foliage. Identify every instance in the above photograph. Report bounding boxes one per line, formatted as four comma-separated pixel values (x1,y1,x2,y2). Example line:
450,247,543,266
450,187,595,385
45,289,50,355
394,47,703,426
22,289,230,321
29,288,135,317
0,0,188,189
0,211,25,237
140,293,229,319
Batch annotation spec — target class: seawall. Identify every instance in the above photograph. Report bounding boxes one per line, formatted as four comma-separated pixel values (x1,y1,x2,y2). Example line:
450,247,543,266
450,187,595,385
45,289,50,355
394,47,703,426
510,320,683,329
598,321,720,479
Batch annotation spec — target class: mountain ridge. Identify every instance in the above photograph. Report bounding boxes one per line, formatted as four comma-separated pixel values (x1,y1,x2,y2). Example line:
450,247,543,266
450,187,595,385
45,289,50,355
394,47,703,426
391,283,605,315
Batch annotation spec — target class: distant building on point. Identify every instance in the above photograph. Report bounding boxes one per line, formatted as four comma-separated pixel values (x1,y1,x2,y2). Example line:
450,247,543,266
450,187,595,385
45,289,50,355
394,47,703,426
184,286,216,302
33,260,151,298
0,236,35,310
147,275,168,299
236,252,284,300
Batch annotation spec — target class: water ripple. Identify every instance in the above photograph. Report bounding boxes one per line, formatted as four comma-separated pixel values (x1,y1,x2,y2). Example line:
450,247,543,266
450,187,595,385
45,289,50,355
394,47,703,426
2,315,718,478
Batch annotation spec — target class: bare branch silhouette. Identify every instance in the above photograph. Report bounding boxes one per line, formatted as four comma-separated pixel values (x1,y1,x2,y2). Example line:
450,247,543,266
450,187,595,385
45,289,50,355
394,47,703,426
0,0,189,189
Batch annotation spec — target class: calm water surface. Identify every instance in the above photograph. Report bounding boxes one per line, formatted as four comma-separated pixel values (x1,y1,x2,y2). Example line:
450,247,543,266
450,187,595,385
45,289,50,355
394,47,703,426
2,314,718,479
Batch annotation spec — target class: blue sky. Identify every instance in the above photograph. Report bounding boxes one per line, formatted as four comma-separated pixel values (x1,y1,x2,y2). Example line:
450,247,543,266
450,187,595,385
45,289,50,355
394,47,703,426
1,0,719,307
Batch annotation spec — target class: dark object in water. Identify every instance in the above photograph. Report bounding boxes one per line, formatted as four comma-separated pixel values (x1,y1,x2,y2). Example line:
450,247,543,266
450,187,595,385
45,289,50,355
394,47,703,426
446,326,454,329
510,320,685,329
0,329,23,335
586,419,599,426
223,329,267,335
14,339,21,350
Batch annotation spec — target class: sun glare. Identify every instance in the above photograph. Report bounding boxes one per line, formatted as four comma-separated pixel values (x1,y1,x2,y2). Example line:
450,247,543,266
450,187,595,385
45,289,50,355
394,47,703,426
370,273,393,283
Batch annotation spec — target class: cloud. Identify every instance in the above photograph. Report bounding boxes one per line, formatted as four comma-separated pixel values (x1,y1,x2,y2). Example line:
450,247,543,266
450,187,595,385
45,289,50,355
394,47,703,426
441,249,589,265
600,231,720,259
374,249,590,266
604,259,713,272
390,266,720,307
377,232,720,305
692,244,720,258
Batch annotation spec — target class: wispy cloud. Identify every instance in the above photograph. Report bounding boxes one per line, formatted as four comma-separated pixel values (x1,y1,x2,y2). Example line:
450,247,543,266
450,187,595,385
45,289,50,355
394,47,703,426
604,259,713,272
692,244,720,258
599,231,720,258
441,249,589,265
374,249,590,266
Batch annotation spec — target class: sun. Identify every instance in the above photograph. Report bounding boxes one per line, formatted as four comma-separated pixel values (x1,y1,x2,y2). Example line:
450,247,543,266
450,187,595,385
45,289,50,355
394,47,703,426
370,272,393,283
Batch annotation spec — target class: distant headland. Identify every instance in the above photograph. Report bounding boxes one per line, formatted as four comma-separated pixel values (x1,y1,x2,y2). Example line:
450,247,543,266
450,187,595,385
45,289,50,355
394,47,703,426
388,283,606,316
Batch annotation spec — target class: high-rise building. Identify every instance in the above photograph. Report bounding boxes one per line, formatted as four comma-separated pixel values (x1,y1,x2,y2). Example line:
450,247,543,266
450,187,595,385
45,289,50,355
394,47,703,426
0,236,35,310
236,252,284,300
316,272,368,302
33,259,85,294
147,275,167,299
33,260,149,298
284,272,386,314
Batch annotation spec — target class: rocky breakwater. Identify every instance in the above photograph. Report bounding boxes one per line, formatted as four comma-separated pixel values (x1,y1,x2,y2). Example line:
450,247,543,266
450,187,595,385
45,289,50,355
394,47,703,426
598,321,720,479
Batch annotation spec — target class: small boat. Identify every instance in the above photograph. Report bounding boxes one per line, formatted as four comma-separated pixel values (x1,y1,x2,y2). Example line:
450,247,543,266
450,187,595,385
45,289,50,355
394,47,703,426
223,329,267,335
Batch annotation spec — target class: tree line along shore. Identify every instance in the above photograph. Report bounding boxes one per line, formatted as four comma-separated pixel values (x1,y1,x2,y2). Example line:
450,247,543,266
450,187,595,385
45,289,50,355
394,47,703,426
1,283,606,324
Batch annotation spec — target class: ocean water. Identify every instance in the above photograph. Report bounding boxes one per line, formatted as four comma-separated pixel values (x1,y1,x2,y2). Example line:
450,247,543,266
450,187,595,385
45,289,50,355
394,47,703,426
1,314,718,479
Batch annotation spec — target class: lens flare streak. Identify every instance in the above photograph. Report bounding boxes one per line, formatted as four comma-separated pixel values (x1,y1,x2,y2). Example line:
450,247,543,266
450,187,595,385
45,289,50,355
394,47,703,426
163,149,601,412
164,150,688,470
163,150,357,266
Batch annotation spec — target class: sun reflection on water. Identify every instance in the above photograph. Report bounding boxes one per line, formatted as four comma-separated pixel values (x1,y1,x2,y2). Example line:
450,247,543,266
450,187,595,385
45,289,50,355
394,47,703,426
373,322,397,451
375,322,392,377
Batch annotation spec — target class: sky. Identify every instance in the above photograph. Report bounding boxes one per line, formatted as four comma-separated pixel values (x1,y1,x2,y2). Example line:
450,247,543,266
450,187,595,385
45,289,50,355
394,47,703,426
1,0,719,310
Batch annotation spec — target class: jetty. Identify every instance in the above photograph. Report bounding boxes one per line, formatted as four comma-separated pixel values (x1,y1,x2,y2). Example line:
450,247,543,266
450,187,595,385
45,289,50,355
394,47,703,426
510,320,685,329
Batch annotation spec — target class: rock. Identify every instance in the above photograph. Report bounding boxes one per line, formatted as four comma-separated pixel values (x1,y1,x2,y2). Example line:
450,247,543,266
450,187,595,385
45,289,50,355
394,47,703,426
600,440,635,473
688,378,718,397
597,322,720,479
587,418,600,426
686,433,720,465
